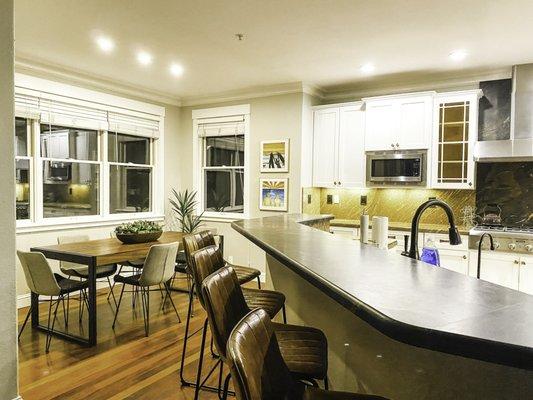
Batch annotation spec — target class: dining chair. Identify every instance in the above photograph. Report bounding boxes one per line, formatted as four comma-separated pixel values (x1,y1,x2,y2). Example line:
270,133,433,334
112,242,181,336
17,250,89,353
179,244,286,397
57,235,118,315
226,308,390,400
201,266,329,400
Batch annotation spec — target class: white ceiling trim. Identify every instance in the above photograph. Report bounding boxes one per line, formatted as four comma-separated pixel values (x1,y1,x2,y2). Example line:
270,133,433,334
15,54,181,106
322,68,512,102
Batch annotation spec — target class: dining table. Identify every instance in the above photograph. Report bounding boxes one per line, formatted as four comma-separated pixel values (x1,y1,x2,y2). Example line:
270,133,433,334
30,231,185,347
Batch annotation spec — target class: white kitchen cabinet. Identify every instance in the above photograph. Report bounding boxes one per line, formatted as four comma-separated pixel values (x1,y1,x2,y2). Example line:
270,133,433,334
312,103,365,188
363,92,434,151
468,251,520,290
431,90,482,189
518,254,533,295
438,248,469,274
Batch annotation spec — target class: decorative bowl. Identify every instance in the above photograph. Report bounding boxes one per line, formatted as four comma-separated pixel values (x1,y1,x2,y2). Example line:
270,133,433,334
116,231,162,244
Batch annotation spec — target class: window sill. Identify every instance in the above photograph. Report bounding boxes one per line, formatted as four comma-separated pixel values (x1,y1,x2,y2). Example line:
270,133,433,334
200,212,249,223
16,213,165,234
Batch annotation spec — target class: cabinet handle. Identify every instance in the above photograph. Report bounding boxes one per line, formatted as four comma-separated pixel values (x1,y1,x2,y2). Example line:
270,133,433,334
390,143,395,148
468,182,473,187
514,260,520,264
521,261,526,265
396,143,400,148
462,255,467,259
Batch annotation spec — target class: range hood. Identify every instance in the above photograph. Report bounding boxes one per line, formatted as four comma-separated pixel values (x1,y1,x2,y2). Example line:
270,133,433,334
475,64,533,162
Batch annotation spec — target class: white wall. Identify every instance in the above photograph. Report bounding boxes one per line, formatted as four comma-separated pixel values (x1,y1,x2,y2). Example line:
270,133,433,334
0,0,19,398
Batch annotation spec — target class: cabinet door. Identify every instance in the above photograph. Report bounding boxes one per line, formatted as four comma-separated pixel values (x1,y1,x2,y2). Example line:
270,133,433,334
432,91,480,189
398,96,433,149
364,101,396,151
469,252,520,290
518,254,533,295
337,106,365,188
312,108,338,187
438,249,469,274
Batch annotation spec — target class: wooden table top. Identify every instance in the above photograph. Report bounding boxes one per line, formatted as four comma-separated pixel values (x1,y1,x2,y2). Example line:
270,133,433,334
31,231,185,266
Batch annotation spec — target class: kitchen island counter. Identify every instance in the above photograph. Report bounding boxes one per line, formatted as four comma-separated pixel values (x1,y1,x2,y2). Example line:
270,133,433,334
232,214,533,371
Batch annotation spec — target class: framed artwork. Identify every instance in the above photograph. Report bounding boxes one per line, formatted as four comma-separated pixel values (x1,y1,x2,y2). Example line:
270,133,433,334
259,178,288,211
260,139,289,172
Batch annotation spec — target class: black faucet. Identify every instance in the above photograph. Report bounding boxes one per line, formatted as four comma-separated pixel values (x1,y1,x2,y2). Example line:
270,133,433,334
477,233,495,279
403,199,462,260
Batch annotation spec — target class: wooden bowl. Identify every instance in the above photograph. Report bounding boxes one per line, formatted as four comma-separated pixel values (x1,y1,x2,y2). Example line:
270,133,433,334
116,231,162,244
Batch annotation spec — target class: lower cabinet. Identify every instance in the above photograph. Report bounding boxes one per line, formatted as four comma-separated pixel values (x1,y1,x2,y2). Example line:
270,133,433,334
438,249,469,275
468,251,521,290
518,254,533,295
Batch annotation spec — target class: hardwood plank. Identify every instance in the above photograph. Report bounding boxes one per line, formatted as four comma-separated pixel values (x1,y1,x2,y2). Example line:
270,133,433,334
18,278,227,400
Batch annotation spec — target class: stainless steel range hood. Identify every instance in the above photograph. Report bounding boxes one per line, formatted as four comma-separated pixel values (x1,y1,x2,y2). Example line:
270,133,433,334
475,64,533,162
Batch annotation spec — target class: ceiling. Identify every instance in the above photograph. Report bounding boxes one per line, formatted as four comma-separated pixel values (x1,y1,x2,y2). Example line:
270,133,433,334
14,0,533,103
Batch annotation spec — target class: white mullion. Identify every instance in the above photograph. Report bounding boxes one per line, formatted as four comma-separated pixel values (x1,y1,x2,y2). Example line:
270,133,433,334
101,130,109,217
33,120,44,223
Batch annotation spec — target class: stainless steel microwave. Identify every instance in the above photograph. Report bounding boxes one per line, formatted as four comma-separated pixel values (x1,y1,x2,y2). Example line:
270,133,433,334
366,150,426,186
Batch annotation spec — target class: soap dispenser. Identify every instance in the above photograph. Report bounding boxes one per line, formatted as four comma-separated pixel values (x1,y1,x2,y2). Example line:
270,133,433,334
420,237,440,267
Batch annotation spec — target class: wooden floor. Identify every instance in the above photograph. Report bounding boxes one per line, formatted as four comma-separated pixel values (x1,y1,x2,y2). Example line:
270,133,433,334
18,280,227,399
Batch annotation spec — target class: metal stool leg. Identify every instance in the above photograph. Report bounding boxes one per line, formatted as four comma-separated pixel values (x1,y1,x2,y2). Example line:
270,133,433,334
18,304,33,340
112,284,126,329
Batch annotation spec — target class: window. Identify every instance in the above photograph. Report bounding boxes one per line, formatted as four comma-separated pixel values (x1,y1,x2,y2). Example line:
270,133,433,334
15,117,31,220
108,132,153,213
193,105,249,218
40,124,100,218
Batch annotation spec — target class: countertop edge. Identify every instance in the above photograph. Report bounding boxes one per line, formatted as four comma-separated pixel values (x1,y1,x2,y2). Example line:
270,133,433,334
231,216,533,371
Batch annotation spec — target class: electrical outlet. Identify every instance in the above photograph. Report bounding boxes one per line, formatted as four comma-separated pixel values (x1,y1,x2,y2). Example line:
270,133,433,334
327,194,333,204
360,195,367,206
307,194,312,204
428,196,436,201
332,194,340,204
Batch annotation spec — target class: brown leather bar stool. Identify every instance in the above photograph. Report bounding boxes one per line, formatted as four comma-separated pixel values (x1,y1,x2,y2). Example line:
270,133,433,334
183,230,262,288
180,244,286,397
227,308,390,400
201,266,329,399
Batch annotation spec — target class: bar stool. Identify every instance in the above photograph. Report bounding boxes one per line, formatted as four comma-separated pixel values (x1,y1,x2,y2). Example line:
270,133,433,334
227,308,390,400
179,244,286,396
201,266,329,400
17,250,89,353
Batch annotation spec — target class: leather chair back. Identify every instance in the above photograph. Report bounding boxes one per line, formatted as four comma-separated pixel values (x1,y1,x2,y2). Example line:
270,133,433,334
57,234,90,275
188,245,225,307
201,266,250,360
17,251,61,297
139,242,179,286
182,230,216,267
227,308,301,400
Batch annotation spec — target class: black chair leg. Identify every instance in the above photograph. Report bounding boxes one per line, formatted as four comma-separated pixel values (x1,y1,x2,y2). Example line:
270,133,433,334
324,375,329,390
180,283,195,386
140,286,150,337
221,373,231,400
18,304,33,340
256,275,261,289
107,276,118,307
163,284,181,323
282,304,287,324
193,318,209,400
112,284,126,329
46,296,61,353
107,264,122,301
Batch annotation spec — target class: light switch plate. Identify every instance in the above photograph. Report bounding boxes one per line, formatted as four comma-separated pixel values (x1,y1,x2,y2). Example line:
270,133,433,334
333,195,340,204
307,194,312,204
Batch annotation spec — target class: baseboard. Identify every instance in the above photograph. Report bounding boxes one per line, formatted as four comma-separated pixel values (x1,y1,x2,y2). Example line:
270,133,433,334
17,281,111,309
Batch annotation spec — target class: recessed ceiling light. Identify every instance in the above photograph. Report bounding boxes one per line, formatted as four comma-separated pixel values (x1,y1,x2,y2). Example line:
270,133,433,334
137,51,153,66
170,63,184,77
449,49,468,61
96,36,114,53
360,63,375,74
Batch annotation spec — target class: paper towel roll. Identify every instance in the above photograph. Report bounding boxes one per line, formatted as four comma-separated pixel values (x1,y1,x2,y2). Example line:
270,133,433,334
377,216,389,249
360,213,369,244
371,216,380,244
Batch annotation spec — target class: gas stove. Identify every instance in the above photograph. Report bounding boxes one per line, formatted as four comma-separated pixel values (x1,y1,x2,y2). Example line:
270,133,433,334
469,225,533,254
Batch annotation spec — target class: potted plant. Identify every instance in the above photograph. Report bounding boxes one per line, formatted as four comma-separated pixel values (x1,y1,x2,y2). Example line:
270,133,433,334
169,189,203,233
114,220,163,244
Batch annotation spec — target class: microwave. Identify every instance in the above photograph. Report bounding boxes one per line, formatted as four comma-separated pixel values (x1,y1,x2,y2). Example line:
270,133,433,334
45,161,72,182
366,150,426,186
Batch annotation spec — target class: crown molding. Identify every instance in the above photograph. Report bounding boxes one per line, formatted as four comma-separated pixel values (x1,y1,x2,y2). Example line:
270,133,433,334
15,55,181,106
321,67,512,102
181,82,325,107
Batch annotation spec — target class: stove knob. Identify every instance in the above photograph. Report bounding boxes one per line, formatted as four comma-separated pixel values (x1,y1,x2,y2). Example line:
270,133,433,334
508,243,517,250
526,244,533,253
493,242,500,249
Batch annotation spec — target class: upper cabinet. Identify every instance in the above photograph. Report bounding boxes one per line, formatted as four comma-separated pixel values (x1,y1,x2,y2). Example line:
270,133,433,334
431,90,482,189
363,92,434,151
312,104,365,188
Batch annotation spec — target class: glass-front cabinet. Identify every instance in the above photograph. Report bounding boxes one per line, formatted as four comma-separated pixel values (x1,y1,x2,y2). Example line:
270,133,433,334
431,90,482,189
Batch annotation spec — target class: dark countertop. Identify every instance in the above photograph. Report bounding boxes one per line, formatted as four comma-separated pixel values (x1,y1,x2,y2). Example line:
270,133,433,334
232,214,533,370
330,218,470,235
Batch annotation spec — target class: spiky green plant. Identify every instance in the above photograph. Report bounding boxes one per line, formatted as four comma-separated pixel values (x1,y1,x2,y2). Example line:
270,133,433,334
169,189,203,234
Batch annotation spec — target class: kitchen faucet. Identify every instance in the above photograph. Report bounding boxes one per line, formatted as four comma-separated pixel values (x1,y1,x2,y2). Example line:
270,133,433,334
403,199,462,260
476,233,495,279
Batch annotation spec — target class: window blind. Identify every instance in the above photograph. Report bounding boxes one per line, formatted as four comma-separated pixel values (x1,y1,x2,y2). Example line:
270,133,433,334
15,90,41,119
108,111,161,138
197,116,246,138
40,97,109,131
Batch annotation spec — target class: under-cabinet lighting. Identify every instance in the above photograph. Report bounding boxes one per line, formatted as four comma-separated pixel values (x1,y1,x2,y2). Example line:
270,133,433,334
449,50,468,61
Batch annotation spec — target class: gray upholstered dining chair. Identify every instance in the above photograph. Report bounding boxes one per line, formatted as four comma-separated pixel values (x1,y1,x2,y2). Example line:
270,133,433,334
57,235,118,311
17,250,89,353
111,242,181,336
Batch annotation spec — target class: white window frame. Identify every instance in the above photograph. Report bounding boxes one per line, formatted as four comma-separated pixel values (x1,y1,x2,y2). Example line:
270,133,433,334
14,74,165,232
192,105,250,220
14,118,34,227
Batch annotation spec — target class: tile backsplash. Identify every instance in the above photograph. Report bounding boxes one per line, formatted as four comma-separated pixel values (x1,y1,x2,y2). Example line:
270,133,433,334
303,187,476,226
